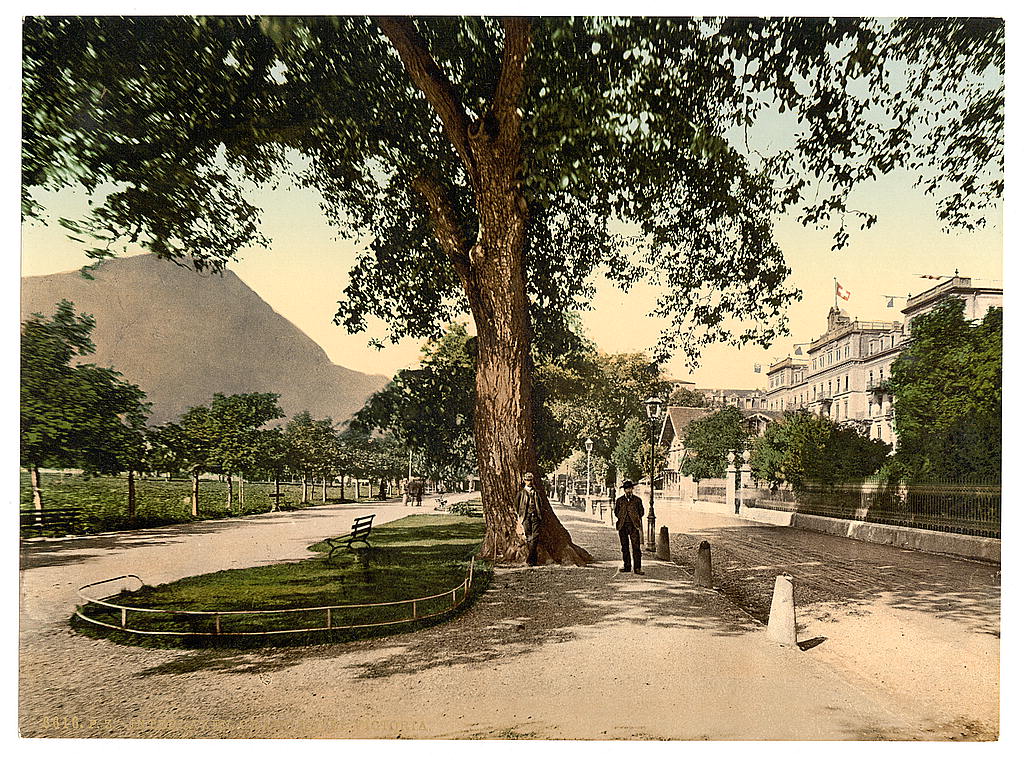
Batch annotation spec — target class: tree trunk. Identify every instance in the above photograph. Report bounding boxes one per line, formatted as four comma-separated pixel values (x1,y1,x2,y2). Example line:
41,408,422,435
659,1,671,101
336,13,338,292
467,157,591,565
322,476,327,503
239,475,245,511
274,473,281,511
191,471,200,517
226,473,233,511
127,469,136,522
30,465,44,521
301,474,308,503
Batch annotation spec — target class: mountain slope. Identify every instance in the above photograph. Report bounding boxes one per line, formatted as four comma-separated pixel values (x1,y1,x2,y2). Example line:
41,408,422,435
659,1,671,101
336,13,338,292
21,254,388,424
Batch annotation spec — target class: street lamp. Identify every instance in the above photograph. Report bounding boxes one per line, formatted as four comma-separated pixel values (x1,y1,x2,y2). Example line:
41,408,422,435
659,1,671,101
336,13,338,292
585,437,594,506
644,396,664,551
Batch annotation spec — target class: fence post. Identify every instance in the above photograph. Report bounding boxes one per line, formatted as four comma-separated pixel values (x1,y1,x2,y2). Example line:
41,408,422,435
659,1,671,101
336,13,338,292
739,451,751,513
726,452,738,513
326,607,332,629
214,613,221,635
412,601,417,620
120,607,127,628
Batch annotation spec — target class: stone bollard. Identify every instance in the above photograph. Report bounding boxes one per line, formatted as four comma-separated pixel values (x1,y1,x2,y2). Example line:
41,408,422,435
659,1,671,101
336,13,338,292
695,540,713,587
766,574,798,647
656,526,670,560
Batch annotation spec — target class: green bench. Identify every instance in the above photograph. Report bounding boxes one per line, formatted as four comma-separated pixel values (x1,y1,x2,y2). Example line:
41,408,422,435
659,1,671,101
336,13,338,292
325,514,376,561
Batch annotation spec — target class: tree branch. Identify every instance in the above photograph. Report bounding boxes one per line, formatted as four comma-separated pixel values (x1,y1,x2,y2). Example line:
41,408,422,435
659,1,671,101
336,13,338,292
375,17,476,181
411,175,474,291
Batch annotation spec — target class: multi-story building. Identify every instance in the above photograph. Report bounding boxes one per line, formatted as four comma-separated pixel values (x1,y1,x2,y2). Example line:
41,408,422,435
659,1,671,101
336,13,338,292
764,275,1002,447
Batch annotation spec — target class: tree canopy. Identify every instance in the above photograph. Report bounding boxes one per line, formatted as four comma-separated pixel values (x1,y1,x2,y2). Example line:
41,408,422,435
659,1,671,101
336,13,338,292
887,299,1001,482
678,406,750,481
22,17,1002,357
750,410,891,489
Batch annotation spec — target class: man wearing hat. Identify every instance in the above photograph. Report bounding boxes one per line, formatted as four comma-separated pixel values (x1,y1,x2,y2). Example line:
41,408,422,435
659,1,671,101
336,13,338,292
516,471,543,566
614,480,645,574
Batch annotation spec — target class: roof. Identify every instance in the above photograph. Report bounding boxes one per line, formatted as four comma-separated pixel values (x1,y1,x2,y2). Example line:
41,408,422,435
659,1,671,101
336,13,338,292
660,406,715,445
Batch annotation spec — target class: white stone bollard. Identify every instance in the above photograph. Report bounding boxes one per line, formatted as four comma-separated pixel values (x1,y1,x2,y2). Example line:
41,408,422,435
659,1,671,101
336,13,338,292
766,574,797,647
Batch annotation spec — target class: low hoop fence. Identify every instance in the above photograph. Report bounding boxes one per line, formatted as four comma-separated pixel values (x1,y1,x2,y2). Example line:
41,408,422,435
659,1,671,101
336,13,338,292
75,558,477,638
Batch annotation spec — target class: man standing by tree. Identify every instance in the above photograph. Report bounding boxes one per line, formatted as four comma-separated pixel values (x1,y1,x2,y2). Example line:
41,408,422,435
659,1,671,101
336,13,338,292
517,472,543,567
614,480,645,575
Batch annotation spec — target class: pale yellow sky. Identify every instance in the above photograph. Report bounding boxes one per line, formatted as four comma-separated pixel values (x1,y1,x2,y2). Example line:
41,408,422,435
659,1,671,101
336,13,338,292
20,165,1002,389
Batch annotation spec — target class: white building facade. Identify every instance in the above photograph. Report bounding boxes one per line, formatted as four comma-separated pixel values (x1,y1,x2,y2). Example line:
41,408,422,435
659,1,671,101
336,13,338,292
764,275,1002,448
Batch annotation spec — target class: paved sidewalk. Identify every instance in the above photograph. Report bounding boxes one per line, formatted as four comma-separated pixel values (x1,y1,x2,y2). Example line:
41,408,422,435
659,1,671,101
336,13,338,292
19,497,963,739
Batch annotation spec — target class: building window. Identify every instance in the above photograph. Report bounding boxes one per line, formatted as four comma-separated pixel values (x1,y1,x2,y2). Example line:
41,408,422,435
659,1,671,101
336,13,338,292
869,371,874,387
844,401,849,418
877,424,882,439
844,375,849,391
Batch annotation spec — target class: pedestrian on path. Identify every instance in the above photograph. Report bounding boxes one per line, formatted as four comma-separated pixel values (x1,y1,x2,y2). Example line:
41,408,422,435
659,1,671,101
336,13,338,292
517,471,543,566
614,480,644,575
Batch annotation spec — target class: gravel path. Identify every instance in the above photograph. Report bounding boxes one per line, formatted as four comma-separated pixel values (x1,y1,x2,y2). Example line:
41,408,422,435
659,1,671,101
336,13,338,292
18,497,980,739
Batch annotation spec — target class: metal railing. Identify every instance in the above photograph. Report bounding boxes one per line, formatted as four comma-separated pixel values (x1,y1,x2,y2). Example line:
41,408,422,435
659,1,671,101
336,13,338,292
75,558,477,637
746,482,1000,538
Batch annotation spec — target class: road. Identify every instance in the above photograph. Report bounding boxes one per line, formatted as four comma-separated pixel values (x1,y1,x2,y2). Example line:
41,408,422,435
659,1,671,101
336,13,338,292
647,501,1000,738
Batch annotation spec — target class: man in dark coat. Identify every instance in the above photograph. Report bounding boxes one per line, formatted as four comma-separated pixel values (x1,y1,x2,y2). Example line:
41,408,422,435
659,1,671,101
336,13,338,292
614,480,645,574
516,471,543,566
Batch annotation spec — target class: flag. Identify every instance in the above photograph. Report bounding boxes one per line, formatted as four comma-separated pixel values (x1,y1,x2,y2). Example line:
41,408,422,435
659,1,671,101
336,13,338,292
753,363,762,373
794,346,803,356
836,282,851,301
886,297,894,308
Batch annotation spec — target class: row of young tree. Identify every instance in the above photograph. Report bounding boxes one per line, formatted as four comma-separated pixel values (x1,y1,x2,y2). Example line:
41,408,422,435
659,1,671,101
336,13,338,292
21,300,407,516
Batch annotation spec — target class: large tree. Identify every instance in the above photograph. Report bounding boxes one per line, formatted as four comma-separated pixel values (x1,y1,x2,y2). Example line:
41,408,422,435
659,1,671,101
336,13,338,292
21,300,150,511
22,17,1003,562
887,299,1001,483
678,406,750,482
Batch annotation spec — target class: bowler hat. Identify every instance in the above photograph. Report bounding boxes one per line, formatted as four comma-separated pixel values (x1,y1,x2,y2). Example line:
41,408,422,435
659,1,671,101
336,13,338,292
620,480,634,489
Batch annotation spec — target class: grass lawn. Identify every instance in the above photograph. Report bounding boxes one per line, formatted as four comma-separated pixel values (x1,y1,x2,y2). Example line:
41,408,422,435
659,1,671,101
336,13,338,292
74,511,489,648
20,472,392,537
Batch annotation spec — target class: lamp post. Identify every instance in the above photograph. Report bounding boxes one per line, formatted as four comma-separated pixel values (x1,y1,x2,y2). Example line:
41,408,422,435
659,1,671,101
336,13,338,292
585,437,594,506
644,396,664,551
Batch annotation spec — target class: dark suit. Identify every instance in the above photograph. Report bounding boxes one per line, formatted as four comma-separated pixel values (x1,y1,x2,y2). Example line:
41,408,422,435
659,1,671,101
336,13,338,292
517,487,543,565
614,493,645,571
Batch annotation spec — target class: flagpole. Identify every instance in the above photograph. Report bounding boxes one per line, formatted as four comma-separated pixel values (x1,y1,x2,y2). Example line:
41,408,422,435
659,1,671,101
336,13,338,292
833,277,838,309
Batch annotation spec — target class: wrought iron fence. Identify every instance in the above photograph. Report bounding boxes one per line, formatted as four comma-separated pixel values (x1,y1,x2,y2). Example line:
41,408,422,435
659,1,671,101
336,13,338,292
746,482,1000,538
75,558,478,638
696,478,728,501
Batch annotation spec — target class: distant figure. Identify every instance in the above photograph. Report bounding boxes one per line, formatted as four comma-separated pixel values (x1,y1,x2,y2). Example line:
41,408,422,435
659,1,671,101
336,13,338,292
400,477,410,506
614,480,645,575
517,471,543,566
414,478,424,506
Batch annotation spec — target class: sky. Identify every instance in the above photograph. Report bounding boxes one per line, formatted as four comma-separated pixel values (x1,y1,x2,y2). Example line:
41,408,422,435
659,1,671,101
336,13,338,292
20,167,1003,390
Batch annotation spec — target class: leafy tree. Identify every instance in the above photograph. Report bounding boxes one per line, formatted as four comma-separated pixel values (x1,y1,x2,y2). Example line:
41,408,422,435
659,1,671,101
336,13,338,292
887,299,1001,483
284,411,337,503
611,418,648,484
21,300,150,511
544,351,672,483
353,324,477,483
668,387,708,408
678,406,749,482
750,410,891,488
173,405,219,516
206,392,284,510
23,17,1003,561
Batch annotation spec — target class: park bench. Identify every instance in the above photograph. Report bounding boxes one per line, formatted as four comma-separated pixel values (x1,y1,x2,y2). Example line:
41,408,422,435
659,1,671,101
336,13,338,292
20,508,85,537
325,514,376,561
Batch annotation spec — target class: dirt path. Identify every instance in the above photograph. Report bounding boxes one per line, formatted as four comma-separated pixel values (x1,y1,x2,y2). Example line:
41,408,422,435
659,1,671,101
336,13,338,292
18,499,981,739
